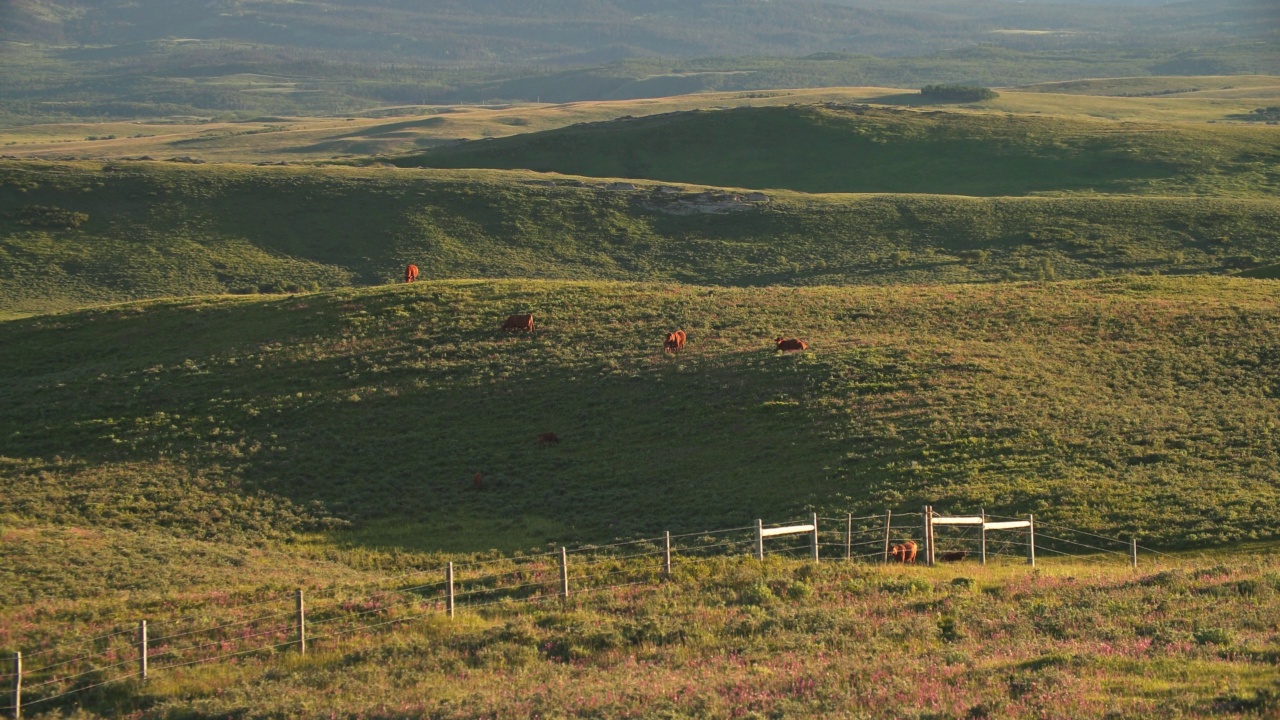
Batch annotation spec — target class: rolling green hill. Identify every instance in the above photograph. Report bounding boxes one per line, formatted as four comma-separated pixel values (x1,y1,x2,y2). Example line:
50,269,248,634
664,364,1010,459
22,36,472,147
2,160,1280,317
393,105,1280,196
3,276,1279,556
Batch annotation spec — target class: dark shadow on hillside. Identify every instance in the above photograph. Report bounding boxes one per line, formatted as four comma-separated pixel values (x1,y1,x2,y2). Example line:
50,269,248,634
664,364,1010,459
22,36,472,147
0,294,912,553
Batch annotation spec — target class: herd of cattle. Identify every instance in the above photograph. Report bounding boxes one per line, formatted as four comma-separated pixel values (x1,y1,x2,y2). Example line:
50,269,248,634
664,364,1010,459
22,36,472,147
405,266,809,354
397,268,978,556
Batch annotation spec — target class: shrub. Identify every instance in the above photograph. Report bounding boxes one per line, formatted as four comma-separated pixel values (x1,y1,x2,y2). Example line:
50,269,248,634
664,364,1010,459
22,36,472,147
1193,626,1234,646
9,205,89,229
1223,254,1262,269
919,85,999,103
937,615,964,642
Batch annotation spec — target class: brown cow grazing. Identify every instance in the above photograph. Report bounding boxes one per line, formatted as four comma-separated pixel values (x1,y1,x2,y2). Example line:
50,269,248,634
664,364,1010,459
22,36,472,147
536,432,561,445
473,472,484,490
502,313,535,332
664,330,687,353
775,337,808,352
939,550,969,562
404,264,419,283
889,541,918,564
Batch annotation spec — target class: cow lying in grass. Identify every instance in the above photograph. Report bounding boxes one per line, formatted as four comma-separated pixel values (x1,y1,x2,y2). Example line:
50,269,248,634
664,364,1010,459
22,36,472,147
890,541,918,563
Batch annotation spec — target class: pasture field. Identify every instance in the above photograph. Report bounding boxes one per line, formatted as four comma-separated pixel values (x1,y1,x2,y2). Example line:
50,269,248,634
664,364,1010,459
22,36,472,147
1,269,1279,718
1,276,1279,720
1,548,1278,719
2,160,1279,318
3,276,1279,557
2,77,1278,163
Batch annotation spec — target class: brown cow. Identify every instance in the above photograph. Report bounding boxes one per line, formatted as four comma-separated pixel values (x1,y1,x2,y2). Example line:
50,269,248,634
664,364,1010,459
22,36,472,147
664,330,687,353
502,313,534,332
889,541,918,564
536,432,560,444
473,472,484,491
404,264,419,283
775,337,808,352
939,550,969,562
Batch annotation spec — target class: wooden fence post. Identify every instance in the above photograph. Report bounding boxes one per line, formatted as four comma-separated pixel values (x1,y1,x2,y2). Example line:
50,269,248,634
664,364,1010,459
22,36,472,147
845,513,852,561
663,531,672,578
296,589,306,655
980,508,987,566
755,519,764,561
811,513,819,563
138,620,148,681
882,510,892,564
1130,539,1138,571
1027,514,1036,567
10,651,19,720
446,563,455,618
559,547,569,600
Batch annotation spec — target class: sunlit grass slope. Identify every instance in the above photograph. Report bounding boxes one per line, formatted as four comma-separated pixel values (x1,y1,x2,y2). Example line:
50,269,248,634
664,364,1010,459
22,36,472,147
3,160,1279,317
394,104,1280,196
2,79,1278,162
3,276,1278,556
9,554,1280,720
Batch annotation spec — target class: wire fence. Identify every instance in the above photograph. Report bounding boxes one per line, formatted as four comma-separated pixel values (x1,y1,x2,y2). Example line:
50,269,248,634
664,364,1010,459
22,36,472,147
2,510,1169,715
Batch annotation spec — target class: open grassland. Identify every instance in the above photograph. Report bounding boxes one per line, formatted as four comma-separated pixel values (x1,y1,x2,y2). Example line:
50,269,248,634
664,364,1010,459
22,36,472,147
3,276,1279,558
3,78,1279,163
2,160,1279,318
395,104,1280,197
1013,75,1280,99
1,544,1278,719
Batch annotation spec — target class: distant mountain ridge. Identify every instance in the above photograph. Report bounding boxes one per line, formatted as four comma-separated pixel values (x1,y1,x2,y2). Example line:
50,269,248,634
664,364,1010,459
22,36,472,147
3,0,1274,61
1,0,1275,124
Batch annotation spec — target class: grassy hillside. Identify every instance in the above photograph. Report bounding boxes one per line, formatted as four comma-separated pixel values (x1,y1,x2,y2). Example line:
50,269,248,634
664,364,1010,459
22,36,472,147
3,276,1279,556
3,160,1280,317
394,105,1280,196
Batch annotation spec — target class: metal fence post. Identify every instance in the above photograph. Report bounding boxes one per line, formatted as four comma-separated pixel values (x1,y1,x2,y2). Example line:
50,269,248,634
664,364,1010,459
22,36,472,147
10,652,19,720
921,506,930,566
138,621,148,681
1027,514,1036,567
980,508,987,566
845,513,852,561
663,531,672,578
559,547,569,599
882,510,892,564
296,589,306,655
755,519,764,561
811,513,820,562
1130,538,1138,570
446,563,455,618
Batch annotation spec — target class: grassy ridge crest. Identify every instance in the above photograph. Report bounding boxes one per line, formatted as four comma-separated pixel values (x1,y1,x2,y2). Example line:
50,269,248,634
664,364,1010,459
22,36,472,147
2,160,1279,317
393,104,1280,197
